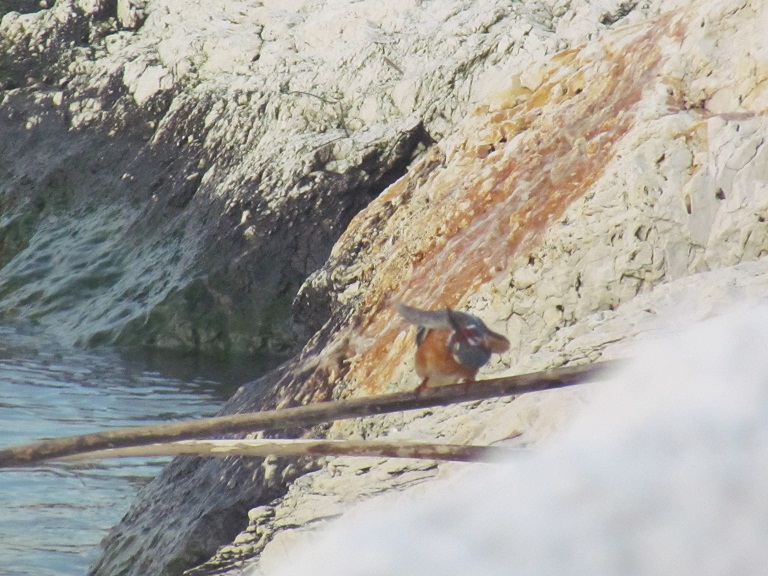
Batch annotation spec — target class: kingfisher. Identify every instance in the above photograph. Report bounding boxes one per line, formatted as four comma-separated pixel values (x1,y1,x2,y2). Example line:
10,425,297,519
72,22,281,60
396,301,510,392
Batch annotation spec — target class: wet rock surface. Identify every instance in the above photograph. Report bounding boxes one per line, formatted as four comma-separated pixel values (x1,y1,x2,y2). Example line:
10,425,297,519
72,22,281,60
0,0,437,353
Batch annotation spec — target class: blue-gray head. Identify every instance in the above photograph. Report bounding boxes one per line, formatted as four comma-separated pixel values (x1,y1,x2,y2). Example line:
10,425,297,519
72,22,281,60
397,301,509,370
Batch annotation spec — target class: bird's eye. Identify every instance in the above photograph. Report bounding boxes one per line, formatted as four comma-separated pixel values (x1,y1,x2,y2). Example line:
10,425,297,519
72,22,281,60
455,328,483,347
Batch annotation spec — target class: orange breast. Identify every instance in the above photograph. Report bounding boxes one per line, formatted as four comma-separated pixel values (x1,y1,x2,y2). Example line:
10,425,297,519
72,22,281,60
414,328,479,387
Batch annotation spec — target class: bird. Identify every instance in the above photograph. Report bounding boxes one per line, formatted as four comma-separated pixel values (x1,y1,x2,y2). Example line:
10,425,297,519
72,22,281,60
396,301,510,392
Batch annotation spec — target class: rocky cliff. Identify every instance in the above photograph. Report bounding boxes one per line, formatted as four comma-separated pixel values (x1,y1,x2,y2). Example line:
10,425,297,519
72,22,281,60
2,0,767,574
217,0,768,573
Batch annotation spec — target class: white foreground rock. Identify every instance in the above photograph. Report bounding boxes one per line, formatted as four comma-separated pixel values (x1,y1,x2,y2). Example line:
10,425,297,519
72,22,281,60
235,258,768,575
258,303,768,576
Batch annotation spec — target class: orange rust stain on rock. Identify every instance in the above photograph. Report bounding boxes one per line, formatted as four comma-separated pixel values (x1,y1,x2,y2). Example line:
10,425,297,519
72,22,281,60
550,47,581,66
318,14,681,396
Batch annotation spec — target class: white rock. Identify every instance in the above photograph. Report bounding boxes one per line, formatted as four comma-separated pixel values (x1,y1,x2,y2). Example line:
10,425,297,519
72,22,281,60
259,306,768,576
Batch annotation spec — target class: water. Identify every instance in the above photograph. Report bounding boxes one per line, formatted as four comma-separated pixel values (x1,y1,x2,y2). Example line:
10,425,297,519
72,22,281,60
0,325,265,576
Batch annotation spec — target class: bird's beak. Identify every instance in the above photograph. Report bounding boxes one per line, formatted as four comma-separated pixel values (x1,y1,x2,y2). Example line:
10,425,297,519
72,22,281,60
485,331,510,353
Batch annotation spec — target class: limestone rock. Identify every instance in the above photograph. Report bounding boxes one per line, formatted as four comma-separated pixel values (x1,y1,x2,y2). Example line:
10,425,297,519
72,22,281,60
116,0,146,30
250,305,768,576
199,0,768,574
6,0,657,353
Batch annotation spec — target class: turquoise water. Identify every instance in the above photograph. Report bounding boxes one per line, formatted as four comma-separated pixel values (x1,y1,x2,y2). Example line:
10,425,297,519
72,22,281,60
0,326,263,576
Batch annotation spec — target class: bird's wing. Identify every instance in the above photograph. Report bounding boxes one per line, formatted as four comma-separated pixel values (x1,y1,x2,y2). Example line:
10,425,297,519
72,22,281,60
396,301,453,329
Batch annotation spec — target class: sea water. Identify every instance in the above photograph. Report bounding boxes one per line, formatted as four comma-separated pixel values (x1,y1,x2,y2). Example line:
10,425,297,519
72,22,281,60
0,325,264,576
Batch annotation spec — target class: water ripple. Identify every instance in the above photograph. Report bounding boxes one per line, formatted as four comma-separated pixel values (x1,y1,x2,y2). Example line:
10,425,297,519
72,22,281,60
0,326,262,576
